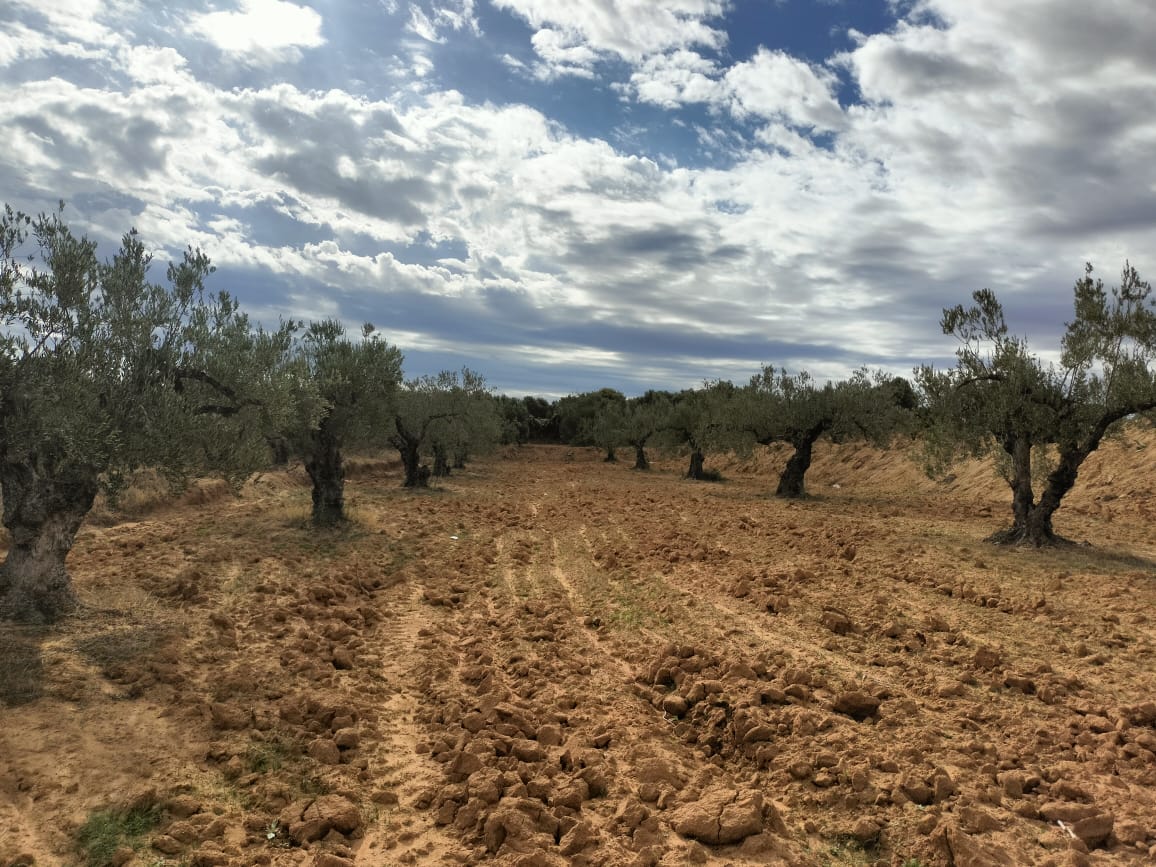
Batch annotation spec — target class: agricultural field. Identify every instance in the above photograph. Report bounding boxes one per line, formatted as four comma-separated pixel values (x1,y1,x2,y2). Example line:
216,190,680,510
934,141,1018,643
2,435,1155,867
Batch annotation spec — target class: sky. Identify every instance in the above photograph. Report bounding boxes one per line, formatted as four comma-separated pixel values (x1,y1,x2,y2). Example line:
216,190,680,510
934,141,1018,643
2,0,1155,397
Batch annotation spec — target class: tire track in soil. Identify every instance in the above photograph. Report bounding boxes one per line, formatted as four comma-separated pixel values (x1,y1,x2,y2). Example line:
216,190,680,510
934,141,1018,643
356,582,470,865
405,490,785,866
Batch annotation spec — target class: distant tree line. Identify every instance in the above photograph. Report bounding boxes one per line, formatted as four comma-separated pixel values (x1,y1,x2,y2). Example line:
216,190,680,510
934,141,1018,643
2,202,1153,623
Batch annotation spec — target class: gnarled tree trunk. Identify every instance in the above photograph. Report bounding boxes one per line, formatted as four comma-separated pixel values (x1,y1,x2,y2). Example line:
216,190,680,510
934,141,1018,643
767,419,831,499
775,439,813,498
0,458,98,623
266,434,290,467
393,417,431,488
988,438,1086,547
986,435,1050,544
603,446,617,463
303,419,345,525
778,431,828,498
399,442,424,487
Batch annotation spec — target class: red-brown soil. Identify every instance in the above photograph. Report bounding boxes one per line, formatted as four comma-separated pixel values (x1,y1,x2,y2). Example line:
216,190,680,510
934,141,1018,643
2,434,1156,866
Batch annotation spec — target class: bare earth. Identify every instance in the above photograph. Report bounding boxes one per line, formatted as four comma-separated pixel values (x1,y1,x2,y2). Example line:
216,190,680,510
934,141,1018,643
2,435,1156,867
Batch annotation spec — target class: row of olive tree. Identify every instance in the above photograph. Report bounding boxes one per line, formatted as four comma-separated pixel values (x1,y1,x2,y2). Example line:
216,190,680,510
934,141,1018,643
282,319,499,523
551,262,1156,549
558,370,913,497
0,206,499,622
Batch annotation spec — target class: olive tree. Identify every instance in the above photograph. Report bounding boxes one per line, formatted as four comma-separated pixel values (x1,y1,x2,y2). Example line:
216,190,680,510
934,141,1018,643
581,401,626,462
283,320,403,525
622,391,673,470
918,263,1156,546
557,388,626,452
663,382,740,480
743,367,909,498
495,394,532,445
390,368,495,487
0,205,294,622
429,371,502,475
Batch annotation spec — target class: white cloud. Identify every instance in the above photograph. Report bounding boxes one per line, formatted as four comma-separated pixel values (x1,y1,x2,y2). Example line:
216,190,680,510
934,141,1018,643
495,0,729,76
191,0,325,64
4,0,1156,392
628,50,721,109
430,0,480,35
529,28,600,72
4,0,133,46
723,48,844,130
406,6,444,43
626,47,844,133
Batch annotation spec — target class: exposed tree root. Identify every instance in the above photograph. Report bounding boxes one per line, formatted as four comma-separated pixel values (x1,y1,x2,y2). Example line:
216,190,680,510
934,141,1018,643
984,526,1078,548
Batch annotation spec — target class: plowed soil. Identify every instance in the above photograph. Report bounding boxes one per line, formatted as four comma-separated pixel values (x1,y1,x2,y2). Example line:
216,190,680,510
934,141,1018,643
2,435,1156,867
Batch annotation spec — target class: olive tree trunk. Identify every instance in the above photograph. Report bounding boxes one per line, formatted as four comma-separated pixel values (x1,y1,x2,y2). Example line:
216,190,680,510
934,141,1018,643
266,434,290,467
632,443,650,470
773,421,831,499
686,449,705,480
988,437,1087,547
0,460,98,623
398,442,428,487
775,440,813,498
433,443,450,478
303,420,345,525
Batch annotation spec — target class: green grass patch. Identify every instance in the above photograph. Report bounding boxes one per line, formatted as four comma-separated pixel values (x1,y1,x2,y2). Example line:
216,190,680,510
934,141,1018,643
820,834,876,866
75,804,162,866
246,741,287,774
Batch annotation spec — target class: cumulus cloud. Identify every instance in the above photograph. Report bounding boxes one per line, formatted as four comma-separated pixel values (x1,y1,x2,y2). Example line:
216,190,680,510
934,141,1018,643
191,0,325,64
627,49,721,109
495,0,730,76
723,48,844,130
626,47,844,134
2,0,1155,393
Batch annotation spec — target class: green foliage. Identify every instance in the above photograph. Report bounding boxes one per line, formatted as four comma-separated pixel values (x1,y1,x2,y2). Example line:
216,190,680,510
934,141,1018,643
557,388,626,444
282,319,402,455
391,368,499,484
580,399,626,459
743,366,907,450
0,203,296,499
495,394,532,444
75,804,162,866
